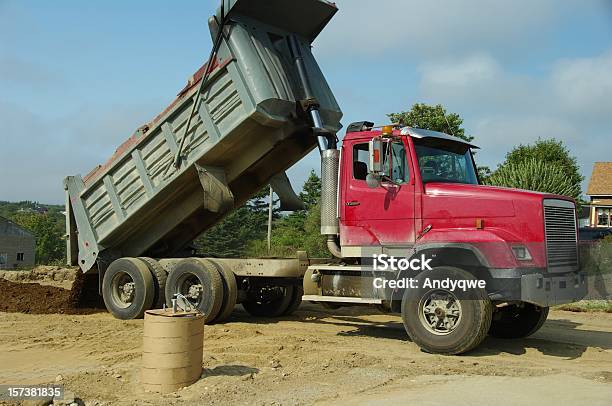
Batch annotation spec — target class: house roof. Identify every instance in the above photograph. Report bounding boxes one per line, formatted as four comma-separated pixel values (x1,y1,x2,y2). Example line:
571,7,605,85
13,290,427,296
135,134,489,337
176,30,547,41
592,199,612,206
0,215,35,238
587,162,612,196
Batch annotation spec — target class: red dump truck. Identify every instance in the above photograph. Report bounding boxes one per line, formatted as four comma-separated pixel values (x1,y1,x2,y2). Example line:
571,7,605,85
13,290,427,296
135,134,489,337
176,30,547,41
65,0,586,354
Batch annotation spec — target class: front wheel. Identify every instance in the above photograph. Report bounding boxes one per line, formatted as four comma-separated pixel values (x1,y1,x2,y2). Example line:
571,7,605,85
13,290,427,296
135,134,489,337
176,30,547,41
401,266,492,355
489,303,549,338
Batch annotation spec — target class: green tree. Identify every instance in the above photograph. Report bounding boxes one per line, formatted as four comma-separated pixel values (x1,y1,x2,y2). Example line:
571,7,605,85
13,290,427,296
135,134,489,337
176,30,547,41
296,171,328,256
300,201,329,257
485,158,581,201
387,103,473,143
246,171,330,258
477,165,492,182
299,170,321,209
11,212,65,264
501,138,583,192
194,189,277,257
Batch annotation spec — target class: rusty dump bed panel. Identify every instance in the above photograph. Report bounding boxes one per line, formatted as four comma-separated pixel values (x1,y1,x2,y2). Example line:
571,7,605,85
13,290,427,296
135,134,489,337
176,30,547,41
64,0,342,272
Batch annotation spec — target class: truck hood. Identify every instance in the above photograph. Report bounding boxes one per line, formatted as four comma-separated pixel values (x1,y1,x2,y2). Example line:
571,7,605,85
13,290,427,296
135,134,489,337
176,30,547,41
422,182,574,219
421,183,576,265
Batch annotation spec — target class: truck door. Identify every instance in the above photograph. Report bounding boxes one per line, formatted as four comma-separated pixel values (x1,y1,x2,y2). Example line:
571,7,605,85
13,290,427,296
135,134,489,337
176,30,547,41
341,138,415,247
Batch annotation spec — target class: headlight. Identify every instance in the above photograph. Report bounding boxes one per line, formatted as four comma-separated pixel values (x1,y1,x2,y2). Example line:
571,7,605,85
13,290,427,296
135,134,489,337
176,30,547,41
512,245,532,261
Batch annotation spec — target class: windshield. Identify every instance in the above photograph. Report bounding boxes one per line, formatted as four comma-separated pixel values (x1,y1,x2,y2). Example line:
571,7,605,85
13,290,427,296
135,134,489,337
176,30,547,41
414,138,478,184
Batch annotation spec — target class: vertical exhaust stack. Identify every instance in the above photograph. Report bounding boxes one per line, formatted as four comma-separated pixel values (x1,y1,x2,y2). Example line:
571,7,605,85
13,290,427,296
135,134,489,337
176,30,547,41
320,149,342,258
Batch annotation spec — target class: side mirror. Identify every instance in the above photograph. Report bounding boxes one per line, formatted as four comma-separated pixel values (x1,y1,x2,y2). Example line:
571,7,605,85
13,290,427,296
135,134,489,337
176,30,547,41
369,137,383,174
366,172,381,189
368,136,390,188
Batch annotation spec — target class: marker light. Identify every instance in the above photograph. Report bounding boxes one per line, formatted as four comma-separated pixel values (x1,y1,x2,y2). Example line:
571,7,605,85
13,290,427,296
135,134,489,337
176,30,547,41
381,125,393,136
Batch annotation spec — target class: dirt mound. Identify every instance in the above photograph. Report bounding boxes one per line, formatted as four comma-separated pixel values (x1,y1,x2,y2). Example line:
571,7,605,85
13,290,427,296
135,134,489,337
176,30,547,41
0,266,80,290
0,272,104,314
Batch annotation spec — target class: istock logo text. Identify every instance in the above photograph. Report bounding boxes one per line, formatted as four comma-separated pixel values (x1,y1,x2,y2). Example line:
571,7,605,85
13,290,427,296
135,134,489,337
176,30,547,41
372,254,433,272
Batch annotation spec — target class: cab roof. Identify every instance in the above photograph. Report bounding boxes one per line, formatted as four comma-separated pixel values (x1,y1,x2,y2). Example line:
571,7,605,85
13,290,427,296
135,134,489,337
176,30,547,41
400,127,479,149
344,122,479,149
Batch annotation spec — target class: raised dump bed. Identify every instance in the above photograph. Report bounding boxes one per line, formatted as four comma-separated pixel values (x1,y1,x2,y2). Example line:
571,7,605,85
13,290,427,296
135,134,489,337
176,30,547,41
65,0,342,272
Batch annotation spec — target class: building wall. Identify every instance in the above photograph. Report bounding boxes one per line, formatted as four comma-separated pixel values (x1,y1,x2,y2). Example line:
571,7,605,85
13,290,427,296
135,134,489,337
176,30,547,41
589,196,612,228
0,235,35,269
0,217,36,269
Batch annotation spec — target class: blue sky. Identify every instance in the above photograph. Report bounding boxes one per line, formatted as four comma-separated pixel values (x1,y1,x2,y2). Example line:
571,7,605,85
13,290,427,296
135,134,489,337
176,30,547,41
1,0,611,204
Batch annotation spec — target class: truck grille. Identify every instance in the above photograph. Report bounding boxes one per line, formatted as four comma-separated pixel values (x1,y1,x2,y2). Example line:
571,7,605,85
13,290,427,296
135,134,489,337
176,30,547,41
543,200,578,272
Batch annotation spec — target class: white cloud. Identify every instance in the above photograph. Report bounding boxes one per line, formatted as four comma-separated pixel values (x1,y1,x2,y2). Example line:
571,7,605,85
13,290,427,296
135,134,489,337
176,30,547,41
414,49,612,191
0,101,160,203
421,55,500,87
551,51,612,117
315,0,575,59
418,55,547,115
472,115,580,163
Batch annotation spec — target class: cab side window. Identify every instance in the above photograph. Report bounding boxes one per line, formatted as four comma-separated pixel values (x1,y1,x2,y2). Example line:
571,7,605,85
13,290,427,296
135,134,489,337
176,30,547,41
353,141,409,183
383,141,410,184
353,143,369,180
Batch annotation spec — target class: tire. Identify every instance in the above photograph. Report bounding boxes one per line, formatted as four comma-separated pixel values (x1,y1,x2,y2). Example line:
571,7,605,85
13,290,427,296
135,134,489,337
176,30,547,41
203,260,237,323
242,285,295,317
102,257,155,320
401,266,492,355
489,303,549,338
283,285,303,316
138,257,168,310
164,258,223,323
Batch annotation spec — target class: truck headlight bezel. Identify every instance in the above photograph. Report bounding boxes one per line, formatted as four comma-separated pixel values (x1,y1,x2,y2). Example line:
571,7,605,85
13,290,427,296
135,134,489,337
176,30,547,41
511,245,533,261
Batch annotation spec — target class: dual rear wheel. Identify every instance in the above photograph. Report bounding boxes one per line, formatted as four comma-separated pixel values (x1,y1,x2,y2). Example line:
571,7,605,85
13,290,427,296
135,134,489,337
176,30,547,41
102,257,155,320
241,285,303,317
102,257,228,322
163,258,227,323
102,257,303,322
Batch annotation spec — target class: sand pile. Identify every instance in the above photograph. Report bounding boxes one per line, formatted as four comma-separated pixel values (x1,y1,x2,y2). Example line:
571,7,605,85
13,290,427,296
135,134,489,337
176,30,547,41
0,271,104,314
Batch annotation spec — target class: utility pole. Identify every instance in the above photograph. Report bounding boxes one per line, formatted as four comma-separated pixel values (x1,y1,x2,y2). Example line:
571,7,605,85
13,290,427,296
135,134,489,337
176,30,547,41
267,185,273,253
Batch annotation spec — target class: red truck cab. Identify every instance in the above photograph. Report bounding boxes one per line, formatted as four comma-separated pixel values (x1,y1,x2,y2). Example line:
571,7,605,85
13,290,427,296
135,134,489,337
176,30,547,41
305,122,587,354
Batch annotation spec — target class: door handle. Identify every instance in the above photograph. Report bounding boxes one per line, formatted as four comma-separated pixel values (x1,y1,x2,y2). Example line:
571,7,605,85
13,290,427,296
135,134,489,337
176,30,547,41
346,201,360,206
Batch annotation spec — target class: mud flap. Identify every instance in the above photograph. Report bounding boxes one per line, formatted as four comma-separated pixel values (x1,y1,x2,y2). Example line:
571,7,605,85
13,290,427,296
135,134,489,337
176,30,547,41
196,164,234,213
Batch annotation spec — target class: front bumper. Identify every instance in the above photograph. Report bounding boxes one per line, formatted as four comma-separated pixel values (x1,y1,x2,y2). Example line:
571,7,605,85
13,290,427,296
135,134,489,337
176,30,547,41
486,268,587,307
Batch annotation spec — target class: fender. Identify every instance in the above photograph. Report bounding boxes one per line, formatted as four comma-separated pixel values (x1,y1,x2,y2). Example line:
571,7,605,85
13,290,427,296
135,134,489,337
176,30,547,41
415,227,540,269
386,228,526,312
413,242,490,268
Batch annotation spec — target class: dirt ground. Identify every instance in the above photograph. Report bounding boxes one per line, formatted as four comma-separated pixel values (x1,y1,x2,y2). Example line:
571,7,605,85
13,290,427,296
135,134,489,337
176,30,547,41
1,301,611,405
0,269,611,405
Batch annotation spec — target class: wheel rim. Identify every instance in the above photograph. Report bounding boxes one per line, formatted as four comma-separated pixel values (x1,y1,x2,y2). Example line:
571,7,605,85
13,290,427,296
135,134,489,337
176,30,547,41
417,289,462,335
176,273,204,307
111,271,136,309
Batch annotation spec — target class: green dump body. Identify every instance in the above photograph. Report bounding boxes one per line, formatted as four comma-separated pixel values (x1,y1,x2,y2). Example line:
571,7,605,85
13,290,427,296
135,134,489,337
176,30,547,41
65,0,342,272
